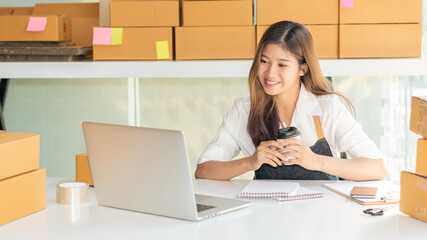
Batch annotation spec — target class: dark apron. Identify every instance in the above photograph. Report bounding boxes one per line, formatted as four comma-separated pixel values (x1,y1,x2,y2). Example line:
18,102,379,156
255,116,339,180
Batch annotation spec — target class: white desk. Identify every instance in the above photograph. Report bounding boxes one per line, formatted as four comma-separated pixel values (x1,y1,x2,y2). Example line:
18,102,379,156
0,178,426,240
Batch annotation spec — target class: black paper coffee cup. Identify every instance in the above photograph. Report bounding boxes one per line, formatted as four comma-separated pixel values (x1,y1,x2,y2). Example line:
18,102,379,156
275,127,301,157
275,127,301,141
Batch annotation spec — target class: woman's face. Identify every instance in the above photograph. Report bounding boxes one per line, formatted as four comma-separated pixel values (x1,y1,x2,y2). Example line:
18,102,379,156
257,43,306,97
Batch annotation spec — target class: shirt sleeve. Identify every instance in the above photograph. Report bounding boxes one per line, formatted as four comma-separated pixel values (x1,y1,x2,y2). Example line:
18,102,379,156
197,100,242,165
332,96,385,160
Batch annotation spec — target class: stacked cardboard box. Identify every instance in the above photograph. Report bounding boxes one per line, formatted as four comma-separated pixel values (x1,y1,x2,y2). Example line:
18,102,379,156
256,25,338,59
94,0,177,60
2,1,423,60
0,15,71,42
0,7,33,15
76,152,94,186
0,131,45,226
176,0,255,60
400,96,427,223
32,3,99,46
339,0,422,58
256,0,339,59
0,5,99,61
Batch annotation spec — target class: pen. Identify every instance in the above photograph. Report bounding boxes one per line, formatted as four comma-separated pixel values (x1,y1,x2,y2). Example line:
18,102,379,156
381,196,399,203
380,191,399,203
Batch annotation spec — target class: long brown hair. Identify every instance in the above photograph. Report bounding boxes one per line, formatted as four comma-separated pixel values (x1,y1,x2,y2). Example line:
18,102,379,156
248,21,354,146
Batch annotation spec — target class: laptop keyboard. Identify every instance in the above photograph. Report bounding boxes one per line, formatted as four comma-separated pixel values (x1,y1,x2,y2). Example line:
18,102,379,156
197,204,216,212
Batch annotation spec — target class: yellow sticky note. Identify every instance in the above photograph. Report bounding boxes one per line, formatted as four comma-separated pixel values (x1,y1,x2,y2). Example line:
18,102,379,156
156,41,169,59
111,28,123,45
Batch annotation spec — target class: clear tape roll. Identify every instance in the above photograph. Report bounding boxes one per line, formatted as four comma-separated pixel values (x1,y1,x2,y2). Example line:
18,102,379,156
56,182,90,205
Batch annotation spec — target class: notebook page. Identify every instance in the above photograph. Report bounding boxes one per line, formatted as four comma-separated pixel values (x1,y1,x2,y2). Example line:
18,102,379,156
239,181,299,198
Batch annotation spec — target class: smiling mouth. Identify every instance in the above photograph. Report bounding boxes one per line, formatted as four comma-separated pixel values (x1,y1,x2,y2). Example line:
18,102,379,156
265,79,280,86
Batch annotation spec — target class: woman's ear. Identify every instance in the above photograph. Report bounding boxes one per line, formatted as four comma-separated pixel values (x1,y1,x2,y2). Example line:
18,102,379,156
299,63,308,76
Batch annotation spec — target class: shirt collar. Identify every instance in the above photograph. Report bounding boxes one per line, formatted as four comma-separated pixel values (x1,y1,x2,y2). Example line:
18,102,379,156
295,83,322,116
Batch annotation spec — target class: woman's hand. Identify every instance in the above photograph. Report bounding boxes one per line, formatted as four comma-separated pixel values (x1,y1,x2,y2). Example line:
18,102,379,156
280,138,321,171
247,140,286,170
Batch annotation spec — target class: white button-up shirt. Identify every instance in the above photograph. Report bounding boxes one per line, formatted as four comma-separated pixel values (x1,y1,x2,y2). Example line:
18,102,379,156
198,84,384,164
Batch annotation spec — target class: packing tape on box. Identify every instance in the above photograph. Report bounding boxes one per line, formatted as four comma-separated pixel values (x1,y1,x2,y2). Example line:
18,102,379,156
415,205,427,220
417,176,427,191
417,100,427,133
56,182,90,205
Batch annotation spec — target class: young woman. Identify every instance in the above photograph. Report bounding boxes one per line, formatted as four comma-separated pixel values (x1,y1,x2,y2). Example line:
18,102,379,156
195,21,387,181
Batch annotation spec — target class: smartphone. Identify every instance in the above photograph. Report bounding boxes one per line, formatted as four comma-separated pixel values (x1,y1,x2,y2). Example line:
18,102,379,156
350,186,377,199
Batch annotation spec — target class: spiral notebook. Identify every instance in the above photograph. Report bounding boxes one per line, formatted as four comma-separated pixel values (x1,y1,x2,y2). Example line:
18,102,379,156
238,181,299,198
272,186,324,202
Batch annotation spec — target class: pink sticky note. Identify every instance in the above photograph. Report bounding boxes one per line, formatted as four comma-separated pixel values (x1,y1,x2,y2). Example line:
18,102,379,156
27,17,47,32
341,0,353,8
93,27,112,45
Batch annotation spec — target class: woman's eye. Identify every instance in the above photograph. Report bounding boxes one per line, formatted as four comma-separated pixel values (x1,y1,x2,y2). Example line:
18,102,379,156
260,59,268,64
278,64,287,68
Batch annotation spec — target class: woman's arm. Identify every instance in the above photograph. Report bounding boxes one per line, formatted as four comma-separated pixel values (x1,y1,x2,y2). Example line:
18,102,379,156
195,157,252,180
196,140,286,180
281,136,387,181
316,155,387,181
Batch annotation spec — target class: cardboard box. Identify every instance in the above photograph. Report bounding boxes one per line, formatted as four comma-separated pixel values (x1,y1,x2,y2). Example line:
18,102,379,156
182,0,252,26
175,26,255,60
33,3,99,46
400,171,427,223
0,131,39,180
340,0,422,24
0,7,33,15
256,25,338,59
339,24,422,58
76,153,94,186
410,96,427,138
257,0,338,25
99,0,132,27
0,167,46,226
0,15,71,42
110,0,179,27
93,27,173,60
416,139,427,176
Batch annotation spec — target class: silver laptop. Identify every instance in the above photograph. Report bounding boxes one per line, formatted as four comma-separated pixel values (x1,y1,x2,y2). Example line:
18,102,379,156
82,122,251,221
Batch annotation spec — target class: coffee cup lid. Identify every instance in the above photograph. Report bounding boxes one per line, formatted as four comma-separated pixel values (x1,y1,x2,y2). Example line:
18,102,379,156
276,126,300,139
